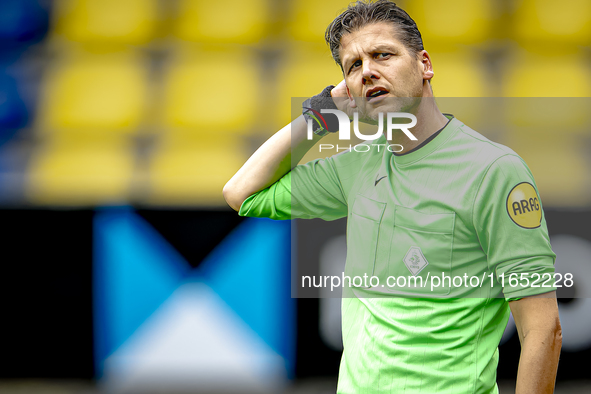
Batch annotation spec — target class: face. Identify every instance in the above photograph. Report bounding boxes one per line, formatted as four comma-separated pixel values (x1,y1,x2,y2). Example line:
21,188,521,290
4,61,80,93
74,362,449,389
339,22,434,119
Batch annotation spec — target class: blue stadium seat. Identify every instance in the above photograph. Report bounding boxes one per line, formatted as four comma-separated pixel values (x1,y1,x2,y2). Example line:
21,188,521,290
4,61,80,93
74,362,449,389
0,72,28,145
0,0,49,48
0,67,31,145
0,138,28,202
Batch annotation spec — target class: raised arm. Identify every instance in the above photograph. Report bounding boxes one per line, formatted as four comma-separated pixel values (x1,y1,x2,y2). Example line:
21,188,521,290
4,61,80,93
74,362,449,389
222,115,321,212
223,81,352,211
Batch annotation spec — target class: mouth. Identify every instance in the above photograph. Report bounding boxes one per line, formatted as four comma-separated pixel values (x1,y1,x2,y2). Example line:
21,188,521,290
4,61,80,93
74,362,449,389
365,87,389,102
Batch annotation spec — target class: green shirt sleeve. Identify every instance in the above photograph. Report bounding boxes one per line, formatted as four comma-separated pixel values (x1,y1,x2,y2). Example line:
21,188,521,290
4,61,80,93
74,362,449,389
239,155,349,221
473,154,556,301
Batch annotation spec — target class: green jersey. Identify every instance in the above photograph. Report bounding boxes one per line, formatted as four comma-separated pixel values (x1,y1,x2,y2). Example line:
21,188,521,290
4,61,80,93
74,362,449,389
239,115,556,393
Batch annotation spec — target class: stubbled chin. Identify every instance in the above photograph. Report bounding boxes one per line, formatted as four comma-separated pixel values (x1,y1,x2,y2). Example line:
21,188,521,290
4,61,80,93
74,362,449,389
358,107,387,125
357,97,421,123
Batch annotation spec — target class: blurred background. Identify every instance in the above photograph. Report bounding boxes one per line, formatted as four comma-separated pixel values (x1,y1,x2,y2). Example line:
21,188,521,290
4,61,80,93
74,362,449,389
0,0,589,393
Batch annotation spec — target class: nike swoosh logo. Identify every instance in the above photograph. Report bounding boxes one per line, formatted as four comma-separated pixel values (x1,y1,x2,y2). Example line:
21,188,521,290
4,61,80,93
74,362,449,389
375,175,387,186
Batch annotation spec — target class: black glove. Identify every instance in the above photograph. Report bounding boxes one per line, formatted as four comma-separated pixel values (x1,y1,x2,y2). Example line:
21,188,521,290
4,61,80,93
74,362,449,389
302,85,339,136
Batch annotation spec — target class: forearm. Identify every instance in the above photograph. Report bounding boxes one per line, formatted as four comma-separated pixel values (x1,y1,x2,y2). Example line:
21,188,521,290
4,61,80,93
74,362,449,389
223,115,322,211
515,328,562,394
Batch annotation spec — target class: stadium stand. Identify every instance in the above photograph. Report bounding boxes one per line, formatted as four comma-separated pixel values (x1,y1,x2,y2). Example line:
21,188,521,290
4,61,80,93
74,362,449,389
146,136,246,205
26,138,134,205
501,46,591,206
173,0,270,44
275,43,343,127
502,49,591,98
0,0,49,49
504,134,591,206
429,50,493,97
501,48,591,133
161,46,260,136
0,0,585,207
288,0,353,42
51,0,159,46
511,0,591,48
404,0,496,48
36,51,149,138
0,73,29,138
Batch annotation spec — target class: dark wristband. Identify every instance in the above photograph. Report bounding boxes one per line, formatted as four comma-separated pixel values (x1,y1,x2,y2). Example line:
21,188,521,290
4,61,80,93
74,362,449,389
302,85,339,136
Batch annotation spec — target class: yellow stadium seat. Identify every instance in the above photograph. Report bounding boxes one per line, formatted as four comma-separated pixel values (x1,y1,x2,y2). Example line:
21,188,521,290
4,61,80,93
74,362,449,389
501,49,591,130
511,0,591,46
404,0,495,48
429,51,492,97
427,50,493,127
37,52,149,137
275,43,343,127
503,134,590,207
26,140,134,205
174,0,269,44
161,47,260,135
146,137,246,206
502,50,591,97
52,0,159,46
288,0,353,42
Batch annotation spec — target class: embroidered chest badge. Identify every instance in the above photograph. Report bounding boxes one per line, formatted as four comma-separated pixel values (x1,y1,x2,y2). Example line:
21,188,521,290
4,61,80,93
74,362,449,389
403,246,429,276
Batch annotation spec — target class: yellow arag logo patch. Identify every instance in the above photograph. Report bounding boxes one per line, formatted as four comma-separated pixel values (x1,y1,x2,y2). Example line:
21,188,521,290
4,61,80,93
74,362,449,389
506,182,542,229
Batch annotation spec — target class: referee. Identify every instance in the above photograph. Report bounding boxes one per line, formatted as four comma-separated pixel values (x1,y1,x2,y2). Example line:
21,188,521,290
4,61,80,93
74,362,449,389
223,1,562,393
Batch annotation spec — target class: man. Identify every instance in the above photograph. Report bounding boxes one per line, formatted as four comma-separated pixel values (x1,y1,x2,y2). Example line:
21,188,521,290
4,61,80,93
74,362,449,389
223,1,562,393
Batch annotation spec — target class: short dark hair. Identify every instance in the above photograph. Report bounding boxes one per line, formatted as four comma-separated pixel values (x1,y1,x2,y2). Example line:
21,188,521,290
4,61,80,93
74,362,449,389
325,0,424,68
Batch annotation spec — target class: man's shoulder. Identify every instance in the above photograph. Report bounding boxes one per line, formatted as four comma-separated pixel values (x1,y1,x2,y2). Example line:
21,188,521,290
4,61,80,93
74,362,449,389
449,119,522,170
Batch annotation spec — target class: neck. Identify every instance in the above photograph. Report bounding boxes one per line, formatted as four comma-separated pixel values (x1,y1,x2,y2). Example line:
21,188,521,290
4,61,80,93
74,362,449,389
388,87,448,154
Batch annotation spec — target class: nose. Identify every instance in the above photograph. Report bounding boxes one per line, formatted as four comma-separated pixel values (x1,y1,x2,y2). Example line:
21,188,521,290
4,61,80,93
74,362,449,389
362,59,379,85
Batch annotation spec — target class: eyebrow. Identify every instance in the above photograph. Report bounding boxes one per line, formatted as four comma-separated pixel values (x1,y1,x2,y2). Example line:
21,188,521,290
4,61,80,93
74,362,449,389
342,43,399,71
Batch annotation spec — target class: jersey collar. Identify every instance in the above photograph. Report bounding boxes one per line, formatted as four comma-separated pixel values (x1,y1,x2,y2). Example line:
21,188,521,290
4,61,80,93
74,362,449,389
392,114,460,167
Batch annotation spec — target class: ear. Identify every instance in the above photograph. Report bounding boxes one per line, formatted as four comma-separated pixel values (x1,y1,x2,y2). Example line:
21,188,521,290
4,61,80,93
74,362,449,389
345,82,357,108
420,50,434,81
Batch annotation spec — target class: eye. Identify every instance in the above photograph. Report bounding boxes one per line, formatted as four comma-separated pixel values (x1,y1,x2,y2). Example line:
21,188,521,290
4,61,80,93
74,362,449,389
376,53,392,59
348,59,362,73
